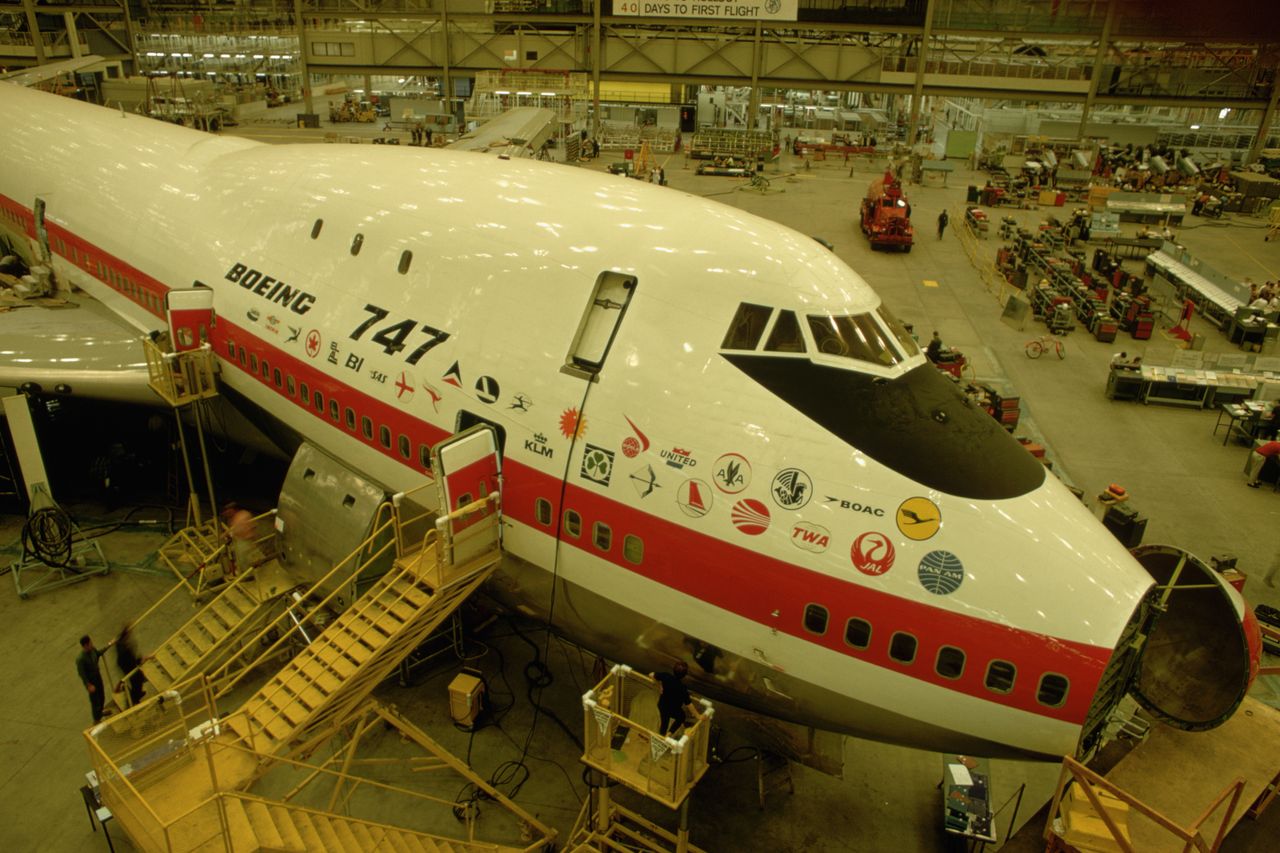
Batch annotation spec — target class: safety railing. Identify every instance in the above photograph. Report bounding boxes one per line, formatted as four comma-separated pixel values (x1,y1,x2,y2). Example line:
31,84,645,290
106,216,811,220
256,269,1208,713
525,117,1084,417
157,506,280,599
142,338,218,408
392,480,438,559
581,664,714,809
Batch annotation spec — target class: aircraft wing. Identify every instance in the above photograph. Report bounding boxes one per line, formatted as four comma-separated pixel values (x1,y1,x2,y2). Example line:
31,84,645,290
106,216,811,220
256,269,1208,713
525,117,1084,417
447,107,557,159
0,56,108,88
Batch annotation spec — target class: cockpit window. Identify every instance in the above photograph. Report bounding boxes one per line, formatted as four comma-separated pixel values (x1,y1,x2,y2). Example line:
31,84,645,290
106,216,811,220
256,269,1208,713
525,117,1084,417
807,313,903,366
765,310,806,353
722,302,773,350
876,304,922,358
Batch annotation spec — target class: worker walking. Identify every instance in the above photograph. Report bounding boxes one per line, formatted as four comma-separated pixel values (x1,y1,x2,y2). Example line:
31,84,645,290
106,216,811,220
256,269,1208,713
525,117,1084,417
652,662,701,737
937,209,949,239
115,623,150,707
77,634,114,723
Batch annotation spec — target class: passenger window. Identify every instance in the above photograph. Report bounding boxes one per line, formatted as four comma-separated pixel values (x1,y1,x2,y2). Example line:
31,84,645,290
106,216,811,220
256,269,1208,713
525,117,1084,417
261,359,270,379
238,347,247,366
351,233,364,256
273,368,282,388
311,218,323,239
802,604,828,635
287,376,296,397
764,310,806,353
623,534,643,564
935,646,965,680
398,250,413,275
419,444,432,469
593,522,612,552
398,434,411,459
361,416,373,439
1037,673,1069,707
345,407,356,430
329,399,340,422
226,341,237,358
721,302,773,350
534,499,552,526
312,389,324,413
888,632,917,665
844,618,872,650
564,510,582,538
379,425,391,449
250,354,259,372
985,660,1016,694
456,492,473,509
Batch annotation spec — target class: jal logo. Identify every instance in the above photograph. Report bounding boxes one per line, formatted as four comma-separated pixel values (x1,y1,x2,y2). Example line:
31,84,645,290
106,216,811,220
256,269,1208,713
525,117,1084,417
524,432,553,460
661,447,697,471
677,478,713,518
918,550,964,595
714,453,751,494
790,522,830,553
850,531,895,576
823,495,885,517
731,499,770,535
580,444,614,486
771,468,812,509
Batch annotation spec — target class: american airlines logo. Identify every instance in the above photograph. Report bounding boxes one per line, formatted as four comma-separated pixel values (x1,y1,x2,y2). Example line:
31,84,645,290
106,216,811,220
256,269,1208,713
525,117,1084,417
225,262,316,315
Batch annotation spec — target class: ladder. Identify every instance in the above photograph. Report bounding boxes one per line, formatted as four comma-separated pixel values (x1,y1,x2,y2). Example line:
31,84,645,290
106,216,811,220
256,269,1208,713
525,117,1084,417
634,140,657,178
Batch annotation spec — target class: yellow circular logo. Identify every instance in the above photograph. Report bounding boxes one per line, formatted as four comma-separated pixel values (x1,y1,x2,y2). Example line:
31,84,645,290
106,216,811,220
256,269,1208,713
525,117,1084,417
896,497,941,541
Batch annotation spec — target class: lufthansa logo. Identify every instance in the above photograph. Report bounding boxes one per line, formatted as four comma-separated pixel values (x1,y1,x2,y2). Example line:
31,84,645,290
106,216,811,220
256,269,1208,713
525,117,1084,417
896,496,941,541
225,262,316,315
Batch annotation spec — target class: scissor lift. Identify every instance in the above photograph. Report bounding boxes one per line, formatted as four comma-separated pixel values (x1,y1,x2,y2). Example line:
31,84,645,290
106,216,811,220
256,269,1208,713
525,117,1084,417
572,665,715,853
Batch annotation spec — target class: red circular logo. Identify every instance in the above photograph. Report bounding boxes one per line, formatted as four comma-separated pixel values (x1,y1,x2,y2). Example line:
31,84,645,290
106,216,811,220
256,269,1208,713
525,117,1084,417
731,499,771,535
304,329,322,358
851,531,895,576
622,436,641,458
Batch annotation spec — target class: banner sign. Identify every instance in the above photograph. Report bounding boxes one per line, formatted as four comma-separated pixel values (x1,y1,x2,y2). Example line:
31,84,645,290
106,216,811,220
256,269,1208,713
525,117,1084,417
613,0,798,22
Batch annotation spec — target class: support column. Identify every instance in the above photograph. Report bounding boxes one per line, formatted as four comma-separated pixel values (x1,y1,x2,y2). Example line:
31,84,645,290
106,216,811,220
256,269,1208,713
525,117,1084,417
1247,80,1280,166
21,0,45,65
591,0,602,138
747,20,762,129
442,0,454,114
63,13,82,59
118,0,137,77
1077,0,1118,140
293,0,313,114
904,1,937,148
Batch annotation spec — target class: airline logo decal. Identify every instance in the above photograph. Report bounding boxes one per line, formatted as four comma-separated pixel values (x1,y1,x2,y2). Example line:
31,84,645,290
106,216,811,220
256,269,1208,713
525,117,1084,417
714,453,751,494
630,464,661,498
265,315,281,335
305,329,322,358
394,370,415,402
896,497,941,541
285,326,301,343
731,499,770,535
771,468,812,509
422,379,443,412
475,375,500,404
580,444,614,486
790,521,830,553
225,262,316,315
443,361,463,388
677,478,712,518
525,432,553,459
559,407,586,439
662,447,697,470
824,495,885,517
918,550,964,595
509,393,533,413
850,531,895,576
622,416,651,458
247,308,260,322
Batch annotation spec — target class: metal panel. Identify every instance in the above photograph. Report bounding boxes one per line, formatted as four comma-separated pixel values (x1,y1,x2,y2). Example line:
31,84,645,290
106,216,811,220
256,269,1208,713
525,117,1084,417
275,441,390,608
1,394,49,503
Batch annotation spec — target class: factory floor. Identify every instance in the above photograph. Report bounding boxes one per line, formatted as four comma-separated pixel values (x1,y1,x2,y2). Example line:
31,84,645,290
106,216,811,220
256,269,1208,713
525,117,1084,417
2,121,1280,853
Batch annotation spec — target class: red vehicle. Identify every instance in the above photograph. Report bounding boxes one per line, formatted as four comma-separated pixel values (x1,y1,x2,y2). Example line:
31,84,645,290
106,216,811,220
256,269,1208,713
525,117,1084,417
860,169,914,251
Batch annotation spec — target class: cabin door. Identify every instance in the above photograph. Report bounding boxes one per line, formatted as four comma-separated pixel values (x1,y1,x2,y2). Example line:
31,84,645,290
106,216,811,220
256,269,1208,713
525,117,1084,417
433,424,502,564
166,286,215,352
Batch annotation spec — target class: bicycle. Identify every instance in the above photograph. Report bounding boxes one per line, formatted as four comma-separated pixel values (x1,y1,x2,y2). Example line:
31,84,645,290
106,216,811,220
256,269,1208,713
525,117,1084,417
1025,335,1065,359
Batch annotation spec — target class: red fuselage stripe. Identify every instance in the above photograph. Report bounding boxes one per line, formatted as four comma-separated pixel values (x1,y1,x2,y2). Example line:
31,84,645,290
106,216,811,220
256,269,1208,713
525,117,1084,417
5,193,1112,726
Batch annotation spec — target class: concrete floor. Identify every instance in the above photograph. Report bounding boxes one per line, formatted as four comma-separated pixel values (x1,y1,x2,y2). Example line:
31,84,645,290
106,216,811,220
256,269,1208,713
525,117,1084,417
2,120,1279,852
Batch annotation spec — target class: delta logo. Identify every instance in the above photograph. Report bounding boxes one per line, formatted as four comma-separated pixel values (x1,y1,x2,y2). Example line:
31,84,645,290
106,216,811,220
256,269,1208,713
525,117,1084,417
790,521,830,553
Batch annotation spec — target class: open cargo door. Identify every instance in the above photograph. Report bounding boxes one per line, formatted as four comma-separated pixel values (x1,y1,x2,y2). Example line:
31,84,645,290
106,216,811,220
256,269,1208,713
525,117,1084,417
433,425,501,565
1128,545,1261,731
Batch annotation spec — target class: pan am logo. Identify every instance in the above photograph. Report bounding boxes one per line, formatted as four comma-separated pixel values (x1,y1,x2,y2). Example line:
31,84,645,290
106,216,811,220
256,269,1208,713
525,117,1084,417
730,499,770,535
850,531,895,576
580,444,614,487
771,468,812,509
917,550,964,595
790,521,830,553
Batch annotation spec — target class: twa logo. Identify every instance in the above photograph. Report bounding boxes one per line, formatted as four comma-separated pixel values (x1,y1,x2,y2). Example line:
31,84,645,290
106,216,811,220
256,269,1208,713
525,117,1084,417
621,415,650,458
790,522,830,553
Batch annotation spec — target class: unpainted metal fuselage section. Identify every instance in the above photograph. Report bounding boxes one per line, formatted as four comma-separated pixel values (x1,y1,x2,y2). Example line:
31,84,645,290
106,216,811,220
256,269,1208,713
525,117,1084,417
0,83,1260,759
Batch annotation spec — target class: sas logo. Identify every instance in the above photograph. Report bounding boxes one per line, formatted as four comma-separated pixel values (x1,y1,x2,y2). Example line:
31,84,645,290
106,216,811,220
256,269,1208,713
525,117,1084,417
918,550,964,595
713,453,751,494
677,478,713,518
823,495,885,517
850,531,895,576
771,468,812,509
896,497,942,541
661,447,697,471
580,444,614,486
730,499,770,535
790,521,830,553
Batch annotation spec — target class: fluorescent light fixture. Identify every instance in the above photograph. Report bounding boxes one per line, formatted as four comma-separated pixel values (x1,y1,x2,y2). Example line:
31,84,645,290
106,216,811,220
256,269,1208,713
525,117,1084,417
1190,124,1200,129
1219,107,1230,119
